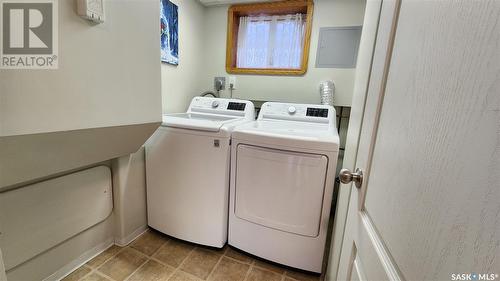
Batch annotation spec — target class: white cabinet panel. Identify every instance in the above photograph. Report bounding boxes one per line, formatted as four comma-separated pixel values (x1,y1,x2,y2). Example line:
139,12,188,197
0,166,112,270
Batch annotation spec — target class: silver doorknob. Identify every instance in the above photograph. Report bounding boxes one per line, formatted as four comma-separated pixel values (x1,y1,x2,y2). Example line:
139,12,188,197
339,168,363,188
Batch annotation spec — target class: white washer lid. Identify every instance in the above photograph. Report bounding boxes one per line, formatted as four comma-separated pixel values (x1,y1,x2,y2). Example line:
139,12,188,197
232,120,340,152
162,113,240,132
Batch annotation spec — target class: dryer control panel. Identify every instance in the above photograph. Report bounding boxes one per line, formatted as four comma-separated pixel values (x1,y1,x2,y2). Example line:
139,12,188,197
259,102,335,125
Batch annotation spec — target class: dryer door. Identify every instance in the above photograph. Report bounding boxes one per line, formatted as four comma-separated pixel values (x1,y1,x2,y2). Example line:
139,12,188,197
235,145,328,237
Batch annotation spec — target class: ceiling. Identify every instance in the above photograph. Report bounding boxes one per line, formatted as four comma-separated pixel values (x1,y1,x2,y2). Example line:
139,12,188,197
198,0,273,6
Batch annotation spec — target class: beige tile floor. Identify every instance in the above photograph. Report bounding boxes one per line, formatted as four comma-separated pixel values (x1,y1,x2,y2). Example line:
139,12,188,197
63,229,323,281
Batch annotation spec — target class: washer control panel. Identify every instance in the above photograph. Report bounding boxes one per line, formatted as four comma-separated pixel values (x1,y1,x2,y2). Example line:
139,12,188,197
259,102,335,124
227,102,247,111
188,97,255,119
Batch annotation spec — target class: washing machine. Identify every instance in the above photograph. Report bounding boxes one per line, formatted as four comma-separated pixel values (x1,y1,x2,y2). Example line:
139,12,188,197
146,97,255,248
228,102,339,273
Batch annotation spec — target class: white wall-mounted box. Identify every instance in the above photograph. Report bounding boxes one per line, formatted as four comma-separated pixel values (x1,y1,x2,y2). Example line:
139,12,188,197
77,0,105,23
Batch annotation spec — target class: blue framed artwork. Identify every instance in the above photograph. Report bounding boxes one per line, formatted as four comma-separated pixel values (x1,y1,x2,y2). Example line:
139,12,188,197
160,0,179,65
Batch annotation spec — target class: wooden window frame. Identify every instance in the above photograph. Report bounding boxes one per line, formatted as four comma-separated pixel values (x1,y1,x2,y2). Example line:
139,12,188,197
225,0,314,76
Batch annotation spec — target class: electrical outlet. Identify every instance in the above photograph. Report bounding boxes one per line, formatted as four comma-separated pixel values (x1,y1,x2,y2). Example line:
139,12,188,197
214,77,226,91
229,76,236,89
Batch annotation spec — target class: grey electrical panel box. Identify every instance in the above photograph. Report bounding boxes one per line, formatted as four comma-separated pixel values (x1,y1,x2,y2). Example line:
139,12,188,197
315,26,362,68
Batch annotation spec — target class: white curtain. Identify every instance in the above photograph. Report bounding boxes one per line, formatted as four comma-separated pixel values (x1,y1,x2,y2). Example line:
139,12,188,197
236,14,305,69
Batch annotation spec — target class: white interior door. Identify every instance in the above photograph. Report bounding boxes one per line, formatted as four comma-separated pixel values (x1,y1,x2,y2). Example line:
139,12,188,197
326,0,383,278
337,0,499,280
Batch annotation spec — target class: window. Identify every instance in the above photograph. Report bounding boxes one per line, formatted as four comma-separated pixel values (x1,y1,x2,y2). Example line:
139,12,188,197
237,14,305,69
226,1,314,75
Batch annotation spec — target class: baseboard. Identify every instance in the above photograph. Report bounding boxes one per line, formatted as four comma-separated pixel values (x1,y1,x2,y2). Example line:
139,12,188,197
43,238,114,281
114,225,148,247
40,225,146,281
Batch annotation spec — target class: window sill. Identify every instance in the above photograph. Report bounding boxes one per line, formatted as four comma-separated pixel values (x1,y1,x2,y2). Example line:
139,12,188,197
226,67,307,76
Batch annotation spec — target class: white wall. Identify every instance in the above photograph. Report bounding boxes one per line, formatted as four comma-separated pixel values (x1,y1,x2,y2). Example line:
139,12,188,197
0,0,162,137
160,0,365,111
0,0,162,189
161,0,206,113
112,147,148,246
199,0,366,106
0,1,161,280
